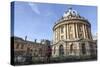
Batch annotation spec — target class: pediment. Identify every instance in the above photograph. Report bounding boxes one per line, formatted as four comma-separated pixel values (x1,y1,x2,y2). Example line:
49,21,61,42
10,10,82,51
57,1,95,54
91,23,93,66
56,40,66,45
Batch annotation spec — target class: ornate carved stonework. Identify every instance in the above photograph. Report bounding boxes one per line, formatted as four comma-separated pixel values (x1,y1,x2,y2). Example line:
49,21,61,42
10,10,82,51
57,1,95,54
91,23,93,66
52,8,96,58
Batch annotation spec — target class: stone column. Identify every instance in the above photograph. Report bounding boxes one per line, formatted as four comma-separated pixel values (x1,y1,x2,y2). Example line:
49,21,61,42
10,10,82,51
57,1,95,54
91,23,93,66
89,27,92,39
83,24,86,39
56,29,58,42
67,24,69,39
73,23,75,38
68,24,70,39
58,27,60,41
76,43,80,56
86,25,89,39
87,26,90,39
84,24,87,39
74,23,76,38
55,29,57,43
88,27,92,40
57,28,58,42
64,25,66,40
75,23,78,38
63,43,67,56
66,24,67,39
53,30,55,44
56,46,59,57
87,27,90,39
85,42,91,56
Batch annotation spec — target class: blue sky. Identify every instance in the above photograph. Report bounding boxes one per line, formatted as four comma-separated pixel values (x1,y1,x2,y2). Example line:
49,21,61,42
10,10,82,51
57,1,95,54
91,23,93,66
13,1,97,42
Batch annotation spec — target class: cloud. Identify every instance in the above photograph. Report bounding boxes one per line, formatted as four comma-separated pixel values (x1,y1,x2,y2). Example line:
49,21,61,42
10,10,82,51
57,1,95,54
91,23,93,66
28,2,57,18
28,3,40,14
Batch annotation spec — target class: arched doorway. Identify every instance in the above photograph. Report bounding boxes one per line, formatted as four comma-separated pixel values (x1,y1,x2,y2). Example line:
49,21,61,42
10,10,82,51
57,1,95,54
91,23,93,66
59,45,64,56
70,43,74,53
82,43,86,54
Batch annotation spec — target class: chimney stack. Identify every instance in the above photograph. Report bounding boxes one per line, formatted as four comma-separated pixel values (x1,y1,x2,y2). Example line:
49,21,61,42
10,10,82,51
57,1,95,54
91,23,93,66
34,39,37,43
25,36,27,41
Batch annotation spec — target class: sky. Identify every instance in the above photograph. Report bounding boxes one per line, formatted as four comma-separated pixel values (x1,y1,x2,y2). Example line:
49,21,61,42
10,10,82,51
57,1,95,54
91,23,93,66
12,1,97,42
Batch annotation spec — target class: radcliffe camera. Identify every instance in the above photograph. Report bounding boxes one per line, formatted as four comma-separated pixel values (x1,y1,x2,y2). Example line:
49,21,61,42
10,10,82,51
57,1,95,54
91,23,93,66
11,1,97,66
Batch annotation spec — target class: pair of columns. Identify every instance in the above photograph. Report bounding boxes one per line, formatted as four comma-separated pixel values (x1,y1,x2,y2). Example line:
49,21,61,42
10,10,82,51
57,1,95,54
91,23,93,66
53,23,92,44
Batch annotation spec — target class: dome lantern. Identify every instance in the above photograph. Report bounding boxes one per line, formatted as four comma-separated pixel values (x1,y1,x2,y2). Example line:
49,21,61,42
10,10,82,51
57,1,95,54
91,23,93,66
63,8,80,18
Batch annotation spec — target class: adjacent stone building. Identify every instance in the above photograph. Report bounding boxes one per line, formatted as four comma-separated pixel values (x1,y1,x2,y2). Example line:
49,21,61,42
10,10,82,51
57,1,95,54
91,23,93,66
13,36,51,64
52,8,97,58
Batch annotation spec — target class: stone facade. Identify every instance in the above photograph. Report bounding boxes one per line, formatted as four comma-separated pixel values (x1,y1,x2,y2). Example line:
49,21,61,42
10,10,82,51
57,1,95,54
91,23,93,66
13,37,51,63
52,8,97,58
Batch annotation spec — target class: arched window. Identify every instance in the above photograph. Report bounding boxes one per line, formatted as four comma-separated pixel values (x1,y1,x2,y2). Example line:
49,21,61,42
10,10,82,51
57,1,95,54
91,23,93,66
61,35,64,40
21,44,24,49
69,26,72,32
70,43,73,53
82,43,86,54
61,26,64,33
79,25,83,32
16,44,20,49
59,45,64,56
79,33,83,38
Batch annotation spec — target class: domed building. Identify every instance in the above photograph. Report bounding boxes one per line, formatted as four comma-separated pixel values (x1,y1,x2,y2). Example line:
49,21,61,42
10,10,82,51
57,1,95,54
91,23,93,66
52,8,96,58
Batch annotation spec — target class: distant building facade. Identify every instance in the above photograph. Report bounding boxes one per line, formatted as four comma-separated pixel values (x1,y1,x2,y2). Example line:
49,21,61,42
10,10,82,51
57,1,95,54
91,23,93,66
52,8,97,58
13,37,51,64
